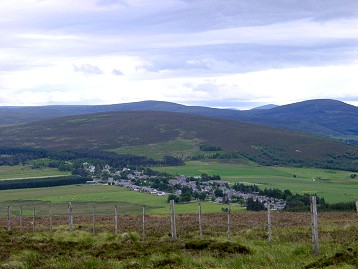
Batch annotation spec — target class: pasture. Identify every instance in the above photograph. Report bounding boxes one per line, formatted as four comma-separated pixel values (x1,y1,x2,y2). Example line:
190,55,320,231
154,160,358,203
0,165,70,180
0,185,241,216
1,160,357,204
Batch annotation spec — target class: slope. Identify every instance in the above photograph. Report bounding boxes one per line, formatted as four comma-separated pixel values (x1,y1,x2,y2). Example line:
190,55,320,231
0,110,357,170
236,99,358,137
1,100,357,143
0,101,239,126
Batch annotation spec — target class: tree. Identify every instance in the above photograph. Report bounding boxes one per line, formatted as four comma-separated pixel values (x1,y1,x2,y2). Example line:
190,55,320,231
179,193,191,203
101,171,110,180
198,192,207,201
167,194,179,203
214,188,224,197
246,198,265,211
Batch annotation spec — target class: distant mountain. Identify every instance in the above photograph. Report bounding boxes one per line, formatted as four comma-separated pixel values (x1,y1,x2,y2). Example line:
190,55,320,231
1,99,358,143
251,104,278,110
237,99,358,138
0,110,357,170
0,101,238,126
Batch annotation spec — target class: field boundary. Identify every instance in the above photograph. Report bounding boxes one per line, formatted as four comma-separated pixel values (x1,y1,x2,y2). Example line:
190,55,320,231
1,200,357,256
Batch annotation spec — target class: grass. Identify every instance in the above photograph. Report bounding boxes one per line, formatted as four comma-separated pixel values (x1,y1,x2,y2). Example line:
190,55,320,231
154,160,358,203
0,184,242,216
0,165,70,180
0,211,357,268
0,159,357,210
112,138,203,160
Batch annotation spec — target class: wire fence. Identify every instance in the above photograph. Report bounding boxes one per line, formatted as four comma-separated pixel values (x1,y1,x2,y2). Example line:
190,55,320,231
1,199,358,255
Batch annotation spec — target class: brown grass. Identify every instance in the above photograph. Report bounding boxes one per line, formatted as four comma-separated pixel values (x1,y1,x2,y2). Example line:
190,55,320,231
1,212,357,243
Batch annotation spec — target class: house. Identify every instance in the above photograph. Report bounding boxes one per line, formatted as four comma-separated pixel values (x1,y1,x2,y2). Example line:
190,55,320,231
104,164,110,170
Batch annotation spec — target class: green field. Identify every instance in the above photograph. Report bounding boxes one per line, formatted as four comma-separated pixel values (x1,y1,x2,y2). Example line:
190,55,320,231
1,160,357,209
154,160,358,203
0,165,70,180
0,184,240,215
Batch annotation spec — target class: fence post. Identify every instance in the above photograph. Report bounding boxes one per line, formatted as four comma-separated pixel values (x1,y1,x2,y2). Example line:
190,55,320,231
142,205,145,241
19,205,23,232
49,203,53,234
7,205,11,231
310,196,319,256
32,206,36,233
227,203,231,240
267,200,272,247
170,200,177,240
355,199,358,213
198,203,203,240
114,205,118,235
92,203,96,235
68,202,73,233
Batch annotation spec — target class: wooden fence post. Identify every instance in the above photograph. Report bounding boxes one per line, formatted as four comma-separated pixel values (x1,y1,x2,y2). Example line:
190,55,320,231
7,205,11,231
267,200,272,247
310,196,319,256
114,205,118,235
198,203,203,240
142,205,145,241
92,203,96,235
170,200,177,240
68,202,73,233
32,206,36,233
49,203,53,234
227,204,231,240
355,199,358,213
19,205,23,232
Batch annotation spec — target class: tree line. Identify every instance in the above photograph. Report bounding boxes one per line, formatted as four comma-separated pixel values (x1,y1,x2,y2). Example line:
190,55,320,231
232,183,357,212
0,176,91,190
0,147,183,168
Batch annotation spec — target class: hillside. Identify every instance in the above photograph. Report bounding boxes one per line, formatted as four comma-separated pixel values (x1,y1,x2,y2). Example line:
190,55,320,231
236,99,358,137
0,110,357,170
1,100,357,144
0,101,239,126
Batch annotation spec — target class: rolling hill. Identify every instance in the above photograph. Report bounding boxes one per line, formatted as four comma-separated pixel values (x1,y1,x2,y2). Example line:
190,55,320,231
235,99,358,137
0,101,238,126
1,99,357,144
0,110,357,170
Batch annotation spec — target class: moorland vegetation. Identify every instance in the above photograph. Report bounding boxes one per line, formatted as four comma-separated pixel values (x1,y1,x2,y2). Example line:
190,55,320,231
0,111,357,171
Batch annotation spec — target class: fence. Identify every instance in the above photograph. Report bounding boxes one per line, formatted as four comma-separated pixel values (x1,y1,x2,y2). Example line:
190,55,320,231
1,197,358,256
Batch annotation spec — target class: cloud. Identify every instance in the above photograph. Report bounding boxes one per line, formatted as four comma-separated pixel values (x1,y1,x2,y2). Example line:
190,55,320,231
73,64,103,75
112,69,124,76
0,0,357,107
96,0,128,6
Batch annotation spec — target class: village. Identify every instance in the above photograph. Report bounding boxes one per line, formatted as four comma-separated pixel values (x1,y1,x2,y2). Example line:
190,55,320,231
84,163,287,211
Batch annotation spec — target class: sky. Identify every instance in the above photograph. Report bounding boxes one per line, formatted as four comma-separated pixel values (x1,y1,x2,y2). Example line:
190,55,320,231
0,0,357,109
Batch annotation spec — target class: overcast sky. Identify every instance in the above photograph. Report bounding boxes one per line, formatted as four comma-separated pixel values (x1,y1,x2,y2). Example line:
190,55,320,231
0,0,357,109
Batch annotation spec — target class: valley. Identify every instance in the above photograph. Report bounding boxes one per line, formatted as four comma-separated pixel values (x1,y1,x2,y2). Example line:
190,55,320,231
0,99,358,269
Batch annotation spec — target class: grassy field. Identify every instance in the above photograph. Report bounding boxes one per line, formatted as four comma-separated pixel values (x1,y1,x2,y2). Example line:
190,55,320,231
0,184,242,216
0,165,70,180
1,160,357,205
154,160,358,203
